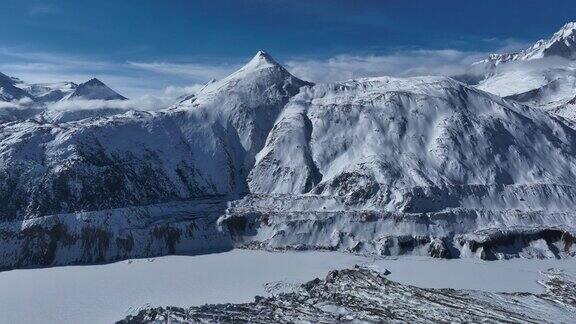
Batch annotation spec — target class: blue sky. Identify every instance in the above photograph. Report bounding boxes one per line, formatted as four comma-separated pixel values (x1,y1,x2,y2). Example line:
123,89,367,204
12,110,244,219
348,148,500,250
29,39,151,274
1,0,575,100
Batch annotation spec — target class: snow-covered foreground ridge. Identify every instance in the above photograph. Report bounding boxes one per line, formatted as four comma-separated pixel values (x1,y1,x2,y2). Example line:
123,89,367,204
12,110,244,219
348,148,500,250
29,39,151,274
0,50,576,269
118,266,576,323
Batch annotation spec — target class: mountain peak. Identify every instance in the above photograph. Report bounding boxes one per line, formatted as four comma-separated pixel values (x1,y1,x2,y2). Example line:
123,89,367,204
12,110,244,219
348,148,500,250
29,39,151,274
242,50,283,72
479,21,576,66
556,21,576,37
84,78,106,86
253,50,275,62
63,78,127,101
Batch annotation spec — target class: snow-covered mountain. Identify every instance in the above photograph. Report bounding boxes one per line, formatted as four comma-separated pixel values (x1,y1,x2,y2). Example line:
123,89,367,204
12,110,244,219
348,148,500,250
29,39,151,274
468,22,576,117
61,78,127,101
1,50,576,270
224,75,576,258
0,75,132,123
18,81,77,102
0,51,309,221
4,75,126,104
479,22,576,67
0,72,33,102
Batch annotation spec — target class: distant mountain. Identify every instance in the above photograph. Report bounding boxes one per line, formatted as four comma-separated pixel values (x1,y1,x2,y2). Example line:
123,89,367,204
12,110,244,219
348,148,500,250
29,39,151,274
464,22,576,118
0,75,131,123
478,22,576,67
0,72,33,102
62,78,127,101
20,81,77,102
3,75,128,103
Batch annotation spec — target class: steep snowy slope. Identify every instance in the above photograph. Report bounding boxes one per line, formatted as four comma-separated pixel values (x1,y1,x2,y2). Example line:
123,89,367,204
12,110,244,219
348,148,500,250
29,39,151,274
250,76,576,199
171,51,312,171
224,76,576,258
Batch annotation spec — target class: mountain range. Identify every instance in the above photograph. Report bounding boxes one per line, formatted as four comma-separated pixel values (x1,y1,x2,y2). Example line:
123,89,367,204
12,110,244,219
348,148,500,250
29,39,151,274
2,76,126,104
0,24,576,270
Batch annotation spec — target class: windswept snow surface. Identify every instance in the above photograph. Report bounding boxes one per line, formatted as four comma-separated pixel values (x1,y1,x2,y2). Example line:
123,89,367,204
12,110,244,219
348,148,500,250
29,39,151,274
0,250,575,324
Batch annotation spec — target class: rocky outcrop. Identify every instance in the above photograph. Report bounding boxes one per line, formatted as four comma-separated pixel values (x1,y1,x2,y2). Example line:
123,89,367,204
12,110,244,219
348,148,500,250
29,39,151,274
0,199,233,271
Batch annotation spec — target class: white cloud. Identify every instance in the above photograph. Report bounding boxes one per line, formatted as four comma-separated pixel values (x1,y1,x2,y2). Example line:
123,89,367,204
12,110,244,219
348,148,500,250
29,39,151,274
45,96,173,112
128,61,237,79
163,84,206,97
285,49,488,83
0,98,35,109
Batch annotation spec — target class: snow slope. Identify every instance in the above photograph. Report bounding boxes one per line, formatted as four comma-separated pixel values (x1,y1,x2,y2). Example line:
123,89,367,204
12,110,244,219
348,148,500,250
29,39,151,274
249,76,576,198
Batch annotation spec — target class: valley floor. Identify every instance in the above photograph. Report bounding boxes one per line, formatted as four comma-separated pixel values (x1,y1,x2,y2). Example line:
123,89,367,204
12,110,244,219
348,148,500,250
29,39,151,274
0,250,575,323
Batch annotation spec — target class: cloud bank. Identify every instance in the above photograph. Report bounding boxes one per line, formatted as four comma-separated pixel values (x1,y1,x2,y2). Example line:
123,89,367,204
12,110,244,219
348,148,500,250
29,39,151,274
285,49,488,83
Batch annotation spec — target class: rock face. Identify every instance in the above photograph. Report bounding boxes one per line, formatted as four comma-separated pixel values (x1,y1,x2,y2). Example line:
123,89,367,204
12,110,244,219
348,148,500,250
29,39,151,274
0,199,233,271
117,267,576,323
